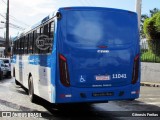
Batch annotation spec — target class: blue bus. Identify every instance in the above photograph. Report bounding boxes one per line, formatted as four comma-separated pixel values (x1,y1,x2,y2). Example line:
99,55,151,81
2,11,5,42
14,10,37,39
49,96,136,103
11,7,140,104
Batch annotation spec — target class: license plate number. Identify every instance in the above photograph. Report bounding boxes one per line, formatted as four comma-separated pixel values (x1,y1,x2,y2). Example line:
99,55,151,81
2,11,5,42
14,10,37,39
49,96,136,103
95,75,110,81
92,92,114,97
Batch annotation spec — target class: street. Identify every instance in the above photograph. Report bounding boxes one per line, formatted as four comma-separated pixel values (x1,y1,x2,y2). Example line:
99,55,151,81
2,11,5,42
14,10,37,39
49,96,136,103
0,78,160,120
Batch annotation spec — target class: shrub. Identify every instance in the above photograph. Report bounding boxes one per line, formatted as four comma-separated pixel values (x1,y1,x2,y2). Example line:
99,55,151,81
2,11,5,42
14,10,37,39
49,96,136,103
143,12,160,56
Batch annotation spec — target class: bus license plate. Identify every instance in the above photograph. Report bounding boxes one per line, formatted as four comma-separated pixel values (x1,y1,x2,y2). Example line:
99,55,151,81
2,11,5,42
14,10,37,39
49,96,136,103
96,75,110,81
92,92,114,97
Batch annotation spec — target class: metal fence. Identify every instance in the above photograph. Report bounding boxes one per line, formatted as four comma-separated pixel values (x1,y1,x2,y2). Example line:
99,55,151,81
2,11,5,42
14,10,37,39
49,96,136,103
141,40,160,63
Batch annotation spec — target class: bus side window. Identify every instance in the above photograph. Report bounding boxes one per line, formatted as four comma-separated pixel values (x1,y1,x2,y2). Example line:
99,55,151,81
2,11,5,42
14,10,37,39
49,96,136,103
44,24,49,36
39,27,44,54
49,21,54,38
18,39,20,54
28,33,32,54
49,21,54,53
43,24,49,54
25,34,29,54
23,36,25,54
20,38,22,55
20,37,24,55
33,30,36,54
36,28,40,54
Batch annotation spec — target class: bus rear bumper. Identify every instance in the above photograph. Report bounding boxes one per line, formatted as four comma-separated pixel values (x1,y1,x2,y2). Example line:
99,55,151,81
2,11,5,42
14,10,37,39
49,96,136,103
54,83,140,103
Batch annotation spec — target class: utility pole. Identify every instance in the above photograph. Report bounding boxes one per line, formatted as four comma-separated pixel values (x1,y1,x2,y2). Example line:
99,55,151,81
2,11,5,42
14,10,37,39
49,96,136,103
5,0,10,57
135,0,142,30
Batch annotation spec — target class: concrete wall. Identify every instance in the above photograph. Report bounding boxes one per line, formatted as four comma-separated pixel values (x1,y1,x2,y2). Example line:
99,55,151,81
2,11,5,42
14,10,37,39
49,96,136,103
141,62,160,83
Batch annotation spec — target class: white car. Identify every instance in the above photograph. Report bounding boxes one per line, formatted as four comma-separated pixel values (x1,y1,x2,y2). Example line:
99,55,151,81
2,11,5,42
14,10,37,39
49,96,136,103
0,60,8,80
0,58,11,77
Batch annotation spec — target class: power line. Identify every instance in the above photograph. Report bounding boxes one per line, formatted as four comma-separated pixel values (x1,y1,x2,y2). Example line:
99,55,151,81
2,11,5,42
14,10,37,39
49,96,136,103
9,15,30,27
1,13,30,27
0,24,25,30
1,0,7,5
9,23,25,30
10,26,24,30
0,13,29,27
0,27,5,29
0,13,6,19
0,21,25,30
0,2,6,9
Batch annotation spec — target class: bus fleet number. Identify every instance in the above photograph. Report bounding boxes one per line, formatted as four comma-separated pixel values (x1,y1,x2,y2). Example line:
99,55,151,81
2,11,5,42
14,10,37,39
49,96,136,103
112,74,127,79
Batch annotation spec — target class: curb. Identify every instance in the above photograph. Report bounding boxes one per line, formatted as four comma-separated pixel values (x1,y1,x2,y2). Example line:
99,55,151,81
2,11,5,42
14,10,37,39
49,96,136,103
141,82,160,87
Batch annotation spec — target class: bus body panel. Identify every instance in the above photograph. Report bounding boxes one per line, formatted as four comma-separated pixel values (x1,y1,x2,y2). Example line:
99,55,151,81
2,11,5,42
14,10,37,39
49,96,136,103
55,83,140,103
12,55,53,102
54,7,140,103
56,8,139,85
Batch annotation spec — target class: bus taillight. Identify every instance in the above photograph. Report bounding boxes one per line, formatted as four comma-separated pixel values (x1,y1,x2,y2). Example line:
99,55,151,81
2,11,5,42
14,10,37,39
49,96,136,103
132,54,139,84
59,54,70,87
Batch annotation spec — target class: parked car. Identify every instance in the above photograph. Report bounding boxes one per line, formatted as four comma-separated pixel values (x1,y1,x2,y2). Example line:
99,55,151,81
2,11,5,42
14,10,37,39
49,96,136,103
0,58,11,77
0,60,8,80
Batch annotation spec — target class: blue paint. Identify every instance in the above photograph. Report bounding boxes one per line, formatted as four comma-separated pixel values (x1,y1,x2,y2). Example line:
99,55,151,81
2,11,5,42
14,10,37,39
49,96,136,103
55,7,140,103
28,55,52,67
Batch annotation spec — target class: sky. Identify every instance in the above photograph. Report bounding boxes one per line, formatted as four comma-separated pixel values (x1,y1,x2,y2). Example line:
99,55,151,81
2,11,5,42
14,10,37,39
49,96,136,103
0,0,160,37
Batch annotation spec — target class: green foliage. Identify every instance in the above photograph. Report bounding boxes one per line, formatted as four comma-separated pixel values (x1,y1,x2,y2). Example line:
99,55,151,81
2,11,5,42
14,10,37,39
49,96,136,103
143,12,160,40
143,12,160,56
140,14,149,38
147,40,160,56
155,12,160,32
150,8,160,17
141,51,160,63
143,18,153,39
141,50,160,63
140,8,160,39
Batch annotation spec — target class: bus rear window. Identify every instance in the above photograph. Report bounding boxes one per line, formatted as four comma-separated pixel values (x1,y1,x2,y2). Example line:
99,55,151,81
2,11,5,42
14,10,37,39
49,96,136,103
66,10,138,48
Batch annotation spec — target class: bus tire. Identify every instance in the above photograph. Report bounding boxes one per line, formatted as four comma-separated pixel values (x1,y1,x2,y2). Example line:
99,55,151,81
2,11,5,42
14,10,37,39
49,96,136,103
28,76,36,103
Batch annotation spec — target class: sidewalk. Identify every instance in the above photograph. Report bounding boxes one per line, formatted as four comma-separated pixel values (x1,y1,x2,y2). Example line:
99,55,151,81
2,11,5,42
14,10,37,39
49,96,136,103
141,82,160,87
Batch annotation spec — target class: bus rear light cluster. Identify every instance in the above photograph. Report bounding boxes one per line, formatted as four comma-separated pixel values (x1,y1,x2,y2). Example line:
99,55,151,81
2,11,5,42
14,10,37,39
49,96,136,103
59,54,70,87
132,54,139,84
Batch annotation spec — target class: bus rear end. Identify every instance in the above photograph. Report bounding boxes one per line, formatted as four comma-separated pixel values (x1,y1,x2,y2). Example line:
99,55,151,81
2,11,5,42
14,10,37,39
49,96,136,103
54,7,140,103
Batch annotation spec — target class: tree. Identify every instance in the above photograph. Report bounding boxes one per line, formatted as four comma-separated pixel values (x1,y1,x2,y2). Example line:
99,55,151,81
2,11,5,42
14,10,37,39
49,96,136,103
150,8,160,17
143,12,160,56
140,8,160,38
140,14,149,38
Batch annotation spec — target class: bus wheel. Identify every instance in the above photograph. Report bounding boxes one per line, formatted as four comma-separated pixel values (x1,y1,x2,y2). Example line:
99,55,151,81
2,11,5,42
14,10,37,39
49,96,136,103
28,76,36,103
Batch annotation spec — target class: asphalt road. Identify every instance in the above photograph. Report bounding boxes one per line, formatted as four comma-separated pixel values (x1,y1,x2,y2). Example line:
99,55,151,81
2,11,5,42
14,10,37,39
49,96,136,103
0,78,160,120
